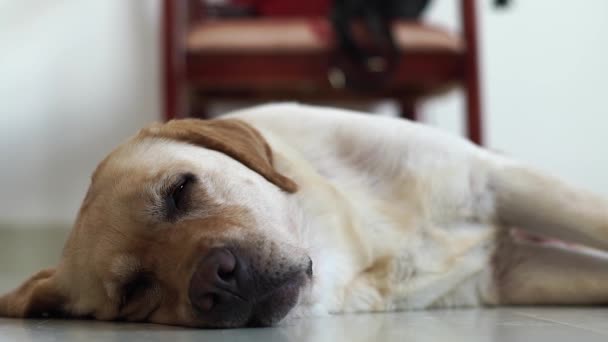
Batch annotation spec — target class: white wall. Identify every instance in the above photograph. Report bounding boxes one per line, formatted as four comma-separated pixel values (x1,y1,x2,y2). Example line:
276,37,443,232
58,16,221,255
0,0,160,223
424,0,608,193
0,0,607,225
484,0,608,193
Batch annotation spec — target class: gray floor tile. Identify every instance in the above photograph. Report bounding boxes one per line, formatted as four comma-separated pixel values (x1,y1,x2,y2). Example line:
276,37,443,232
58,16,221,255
1,309,606,342
513,307,608,335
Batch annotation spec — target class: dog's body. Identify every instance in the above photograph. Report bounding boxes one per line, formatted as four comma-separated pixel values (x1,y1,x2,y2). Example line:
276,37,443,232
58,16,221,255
3,103,608,328
231,104,499,314
230,104,608,313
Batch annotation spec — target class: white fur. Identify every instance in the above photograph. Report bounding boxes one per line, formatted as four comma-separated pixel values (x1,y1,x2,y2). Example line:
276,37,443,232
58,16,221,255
222,103,506,313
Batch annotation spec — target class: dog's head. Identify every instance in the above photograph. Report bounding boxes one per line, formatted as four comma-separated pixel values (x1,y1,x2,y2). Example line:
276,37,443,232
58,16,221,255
0,118,313,328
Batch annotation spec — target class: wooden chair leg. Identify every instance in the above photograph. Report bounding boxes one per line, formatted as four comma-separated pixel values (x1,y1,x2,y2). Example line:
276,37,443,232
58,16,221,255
464,78,483,145
192,105,209,120
162,0,188,120
190,95,210,119
399,100,418,121
462,0,483,145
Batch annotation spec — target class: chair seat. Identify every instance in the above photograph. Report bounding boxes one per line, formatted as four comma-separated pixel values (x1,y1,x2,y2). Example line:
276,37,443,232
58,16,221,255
185,18,465,99
187,18,463,53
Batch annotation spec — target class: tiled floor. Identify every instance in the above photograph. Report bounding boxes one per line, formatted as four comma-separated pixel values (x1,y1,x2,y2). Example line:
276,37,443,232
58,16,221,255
1,228,607,341
2,308,608,342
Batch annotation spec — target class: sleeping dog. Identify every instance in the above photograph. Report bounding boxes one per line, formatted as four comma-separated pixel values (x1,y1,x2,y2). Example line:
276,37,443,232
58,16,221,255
2,103,608,328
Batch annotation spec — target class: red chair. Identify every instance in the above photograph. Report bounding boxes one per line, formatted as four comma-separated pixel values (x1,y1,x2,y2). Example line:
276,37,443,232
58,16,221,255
162,0,483,144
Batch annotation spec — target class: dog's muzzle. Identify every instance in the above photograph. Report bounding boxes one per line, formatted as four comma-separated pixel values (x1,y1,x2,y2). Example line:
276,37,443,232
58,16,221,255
189,247,312,327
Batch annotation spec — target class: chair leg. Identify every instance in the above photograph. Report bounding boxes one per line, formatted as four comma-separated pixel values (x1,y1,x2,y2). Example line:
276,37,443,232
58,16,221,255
162,0,188,120
399,100,418,121
462,0,483,145
193,105,209,120
464,81,483,145
190,96,210,119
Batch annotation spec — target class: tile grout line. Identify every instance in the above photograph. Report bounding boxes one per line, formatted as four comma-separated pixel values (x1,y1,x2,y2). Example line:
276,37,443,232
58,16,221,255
513,311,608,336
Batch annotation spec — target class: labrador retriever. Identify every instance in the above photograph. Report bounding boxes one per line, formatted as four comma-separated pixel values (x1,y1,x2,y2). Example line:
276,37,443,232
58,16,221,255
2,103,608,328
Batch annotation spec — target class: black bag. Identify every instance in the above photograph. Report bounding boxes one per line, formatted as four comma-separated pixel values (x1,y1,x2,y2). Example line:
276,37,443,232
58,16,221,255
330,0,509,90
330,0,432,90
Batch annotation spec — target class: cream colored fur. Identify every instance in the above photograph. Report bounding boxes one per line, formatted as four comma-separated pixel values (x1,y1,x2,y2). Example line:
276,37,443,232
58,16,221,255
228,103,608,316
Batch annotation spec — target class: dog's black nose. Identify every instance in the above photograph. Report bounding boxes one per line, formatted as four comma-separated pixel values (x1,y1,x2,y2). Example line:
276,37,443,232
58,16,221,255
189,248,247,314
188,247,310,327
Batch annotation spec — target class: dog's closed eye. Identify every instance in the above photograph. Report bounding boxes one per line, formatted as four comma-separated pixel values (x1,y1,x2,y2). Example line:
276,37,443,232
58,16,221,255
165,173,197,221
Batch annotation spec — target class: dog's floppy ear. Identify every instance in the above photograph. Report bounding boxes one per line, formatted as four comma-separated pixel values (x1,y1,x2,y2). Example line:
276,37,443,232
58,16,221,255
142,118,298,193
0,268,66,318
